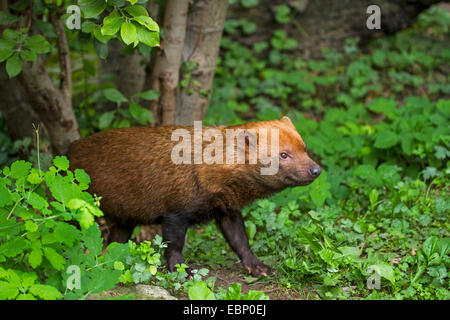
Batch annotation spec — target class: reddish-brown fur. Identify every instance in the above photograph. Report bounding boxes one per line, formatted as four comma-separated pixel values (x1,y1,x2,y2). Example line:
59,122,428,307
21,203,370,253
68,117,321,276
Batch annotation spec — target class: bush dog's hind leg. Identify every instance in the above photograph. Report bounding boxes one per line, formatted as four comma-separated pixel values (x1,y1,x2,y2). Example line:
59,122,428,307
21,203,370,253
162,214,188,272
108,222,134,244
214,209,272,277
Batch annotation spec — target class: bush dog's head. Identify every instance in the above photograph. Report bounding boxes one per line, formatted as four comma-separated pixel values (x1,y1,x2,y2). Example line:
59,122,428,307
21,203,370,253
229,116,321,191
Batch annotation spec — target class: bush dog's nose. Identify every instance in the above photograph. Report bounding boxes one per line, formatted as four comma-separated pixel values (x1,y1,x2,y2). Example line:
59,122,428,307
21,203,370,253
309,166,322,179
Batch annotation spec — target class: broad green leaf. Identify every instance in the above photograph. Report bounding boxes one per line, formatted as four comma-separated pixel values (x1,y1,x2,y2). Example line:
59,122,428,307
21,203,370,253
242,290,269,300
54,222,80,246
79,208,94,229
103,88,128,103
53,156,70,172
10,160,32,179
136,25,159,47
133,15,159,32
368,263,395,285
81,21,96,33
0,11,19,25
24,35,51,54
28,192,48,210
28,249,43,268
374,130,399,149
43,247,65,270
93,27,113,44
79,0,107,19
24,220,38,232
0,238,27,258
83,225,103,256
101,10,123,36
225,283,242,300
98,111,115,130
0,281,18,299
0,184,13,207
29,284,62,300
136,90,159,101
124,5,148,17
188,281,216,300
120,21,137,46
6,54,22,78
94,39,108,60
75,169,91,190
129,102,153,125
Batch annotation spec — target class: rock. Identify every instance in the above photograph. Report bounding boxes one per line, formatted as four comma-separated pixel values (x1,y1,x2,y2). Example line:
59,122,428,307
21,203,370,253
87,284,177,300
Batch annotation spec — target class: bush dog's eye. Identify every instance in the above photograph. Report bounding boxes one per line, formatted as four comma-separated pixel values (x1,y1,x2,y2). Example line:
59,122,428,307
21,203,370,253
280,152,288,159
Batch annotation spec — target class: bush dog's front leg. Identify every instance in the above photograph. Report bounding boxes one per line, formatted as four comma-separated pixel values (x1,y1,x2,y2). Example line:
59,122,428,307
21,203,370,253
215,209,272,277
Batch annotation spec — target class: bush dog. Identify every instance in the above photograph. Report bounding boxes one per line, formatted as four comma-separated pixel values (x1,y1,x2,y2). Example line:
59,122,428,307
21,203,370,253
68,116,321,276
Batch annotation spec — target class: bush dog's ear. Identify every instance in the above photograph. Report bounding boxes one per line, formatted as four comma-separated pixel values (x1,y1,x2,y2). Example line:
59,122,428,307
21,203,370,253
281,116,294,126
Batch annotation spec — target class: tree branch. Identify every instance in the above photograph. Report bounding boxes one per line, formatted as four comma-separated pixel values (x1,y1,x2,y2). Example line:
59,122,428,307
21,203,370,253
49,10,72,105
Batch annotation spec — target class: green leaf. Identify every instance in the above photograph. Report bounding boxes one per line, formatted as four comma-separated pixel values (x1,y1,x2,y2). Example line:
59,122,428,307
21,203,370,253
29,284,62,300
369,97,397,120
28,192,48,211
43,247,65,270
83,225,103,256
28,248,43,268
93,27,113,44
0,238,27,258
0,12,19,25
10,160,32,179
225,283,242,300
136,25,159,47
79,208,94,229
81,21,96,33
133,16,159,32
188,281,216,300
242,290,269,300
0,184,13,207
124,5,148,17
0,281,18,299
79,0,107,19
75,169,91,190
101,10,123,36
136,88,158,103
129,102,153,125
24,220,38,232
94,39,108,60
6,54,22,78
98,111,116,130
374,130,399,149
54,222,80,247
120,21,137,46
368,263,395,285
103,88,128,103
53,156,70,172
24,35,51,54
0,39,15,62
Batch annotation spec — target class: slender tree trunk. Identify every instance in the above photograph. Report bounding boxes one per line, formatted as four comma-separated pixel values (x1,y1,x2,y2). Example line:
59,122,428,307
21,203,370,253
176,0,229,125
150,0,189,125
99,40,147,107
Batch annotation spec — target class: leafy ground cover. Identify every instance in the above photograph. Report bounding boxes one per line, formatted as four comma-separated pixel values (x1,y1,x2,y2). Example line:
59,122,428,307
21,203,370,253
0,5,448,300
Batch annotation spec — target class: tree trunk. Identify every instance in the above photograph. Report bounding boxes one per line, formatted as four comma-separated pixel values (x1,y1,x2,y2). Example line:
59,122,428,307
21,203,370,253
18,58,80,155
150,0,189,125
0,66,45,142
176,0,229,125
99,39,147,109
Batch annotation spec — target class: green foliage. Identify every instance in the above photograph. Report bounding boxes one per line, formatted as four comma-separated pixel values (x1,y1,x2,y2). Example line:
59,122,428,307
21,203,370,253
0,0,160,78
193,5,450,300
0,154,133,300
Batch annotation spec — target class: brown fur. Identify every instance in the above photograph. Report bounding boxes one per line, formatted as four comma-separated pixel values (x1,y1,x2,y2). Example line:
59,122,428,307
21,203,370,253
68,117,321,276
